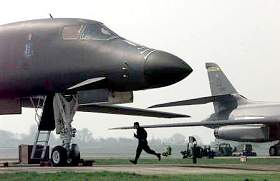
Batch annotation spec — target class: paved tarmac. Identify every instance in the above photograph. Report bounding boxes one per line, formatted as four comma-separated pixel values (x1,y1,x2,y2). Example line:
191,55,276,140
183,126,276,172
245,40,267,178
1,156,280,175
0,164,279,175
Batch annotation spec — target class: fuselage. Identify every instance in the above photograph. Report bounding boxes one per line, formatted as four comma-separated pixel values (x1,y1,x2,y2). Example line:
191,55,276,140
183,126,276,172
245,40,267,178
206,97,280,123
0,18,192,98
209,100,280,142
230,101,280,119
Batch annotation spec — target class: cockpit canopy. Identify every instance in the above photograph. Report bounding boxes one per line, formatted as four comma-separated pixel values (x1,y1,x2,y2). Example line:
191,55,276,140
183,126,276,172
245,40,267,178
62,23,119,40
81,23,118,40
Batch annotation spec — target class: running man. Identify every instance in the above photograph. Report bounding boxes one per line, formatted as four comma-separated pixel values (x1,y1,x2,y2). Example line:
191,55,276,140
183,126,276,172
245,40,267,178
130,122,161,164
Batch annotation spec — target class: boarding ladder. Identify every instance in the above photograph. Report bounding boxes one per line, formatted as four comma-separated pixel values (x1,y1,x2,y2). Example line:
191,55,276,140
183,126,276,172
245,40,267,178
30,97,51,160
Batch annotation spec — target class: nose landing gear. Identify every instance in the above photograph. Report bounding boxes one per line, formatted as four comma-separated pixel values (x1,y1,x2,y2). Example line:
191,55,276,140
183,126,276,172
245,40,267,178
51,144,80,166
50,93,80,166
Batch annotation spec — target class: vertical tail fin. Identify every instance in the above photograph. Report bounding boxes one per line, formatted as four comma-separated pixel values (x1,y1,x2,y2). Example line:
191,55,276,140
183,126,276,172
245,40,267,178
206,63,241,114
206,63,238,96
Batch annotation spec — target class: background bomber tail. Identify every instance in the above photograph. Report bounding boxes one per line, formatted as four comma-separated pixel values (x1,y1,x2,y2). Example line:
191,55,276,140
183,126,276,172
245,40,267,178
206,63,238,96
206,63,244,113
150,63,246,115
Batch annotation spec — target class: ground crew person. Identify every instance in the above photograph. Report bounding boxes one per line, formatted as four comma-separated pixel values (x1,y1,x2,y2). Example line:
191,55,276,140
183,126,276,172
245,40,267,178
130,122,161,164
189,136,197,164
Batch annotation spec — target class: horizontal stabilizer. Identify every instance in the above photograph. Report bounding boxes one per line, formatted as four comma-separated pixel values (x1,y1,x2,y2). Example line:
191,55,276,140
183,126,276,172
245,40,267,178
149,94,232,108
78,104,190,118
110,116,280,129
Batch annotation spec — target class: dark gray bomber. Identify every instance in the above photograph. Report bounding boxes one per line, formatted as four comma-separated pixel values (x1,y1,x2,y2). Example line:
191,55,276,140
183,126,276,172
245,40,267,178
0,18,191,97
113,63,280,156
0,18,192,166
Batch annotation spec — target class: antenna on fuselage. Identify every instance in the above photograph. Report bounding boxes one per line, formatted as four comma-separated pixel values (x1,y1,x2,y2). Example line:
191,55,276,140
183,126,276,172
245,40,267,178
49,14,53,20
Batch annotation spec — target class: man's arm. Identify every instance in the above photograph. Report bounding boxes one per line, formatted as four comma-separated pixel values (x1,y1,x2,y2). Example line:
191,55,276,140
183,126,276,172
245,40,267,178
134,132,138,138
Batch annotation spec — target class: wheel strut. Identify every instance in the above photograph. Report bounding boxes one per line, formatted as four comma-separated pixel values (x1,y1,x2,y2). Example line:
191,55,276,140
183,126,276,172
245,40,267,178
51,93,80,166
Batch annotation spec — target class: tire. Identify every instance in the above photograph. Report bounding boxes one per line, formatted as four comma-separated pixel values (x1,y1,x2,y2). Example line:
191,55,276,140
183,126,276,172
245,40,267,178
51,146,67,166
67,144,80,166
276,147,280,156
69,153,80,166
269,146,276,156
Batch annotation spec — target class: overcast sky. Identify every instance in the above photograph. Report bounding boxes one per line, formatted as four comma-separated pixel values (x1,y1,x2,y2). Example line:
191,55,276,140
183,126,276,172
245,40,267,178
0,0,279,144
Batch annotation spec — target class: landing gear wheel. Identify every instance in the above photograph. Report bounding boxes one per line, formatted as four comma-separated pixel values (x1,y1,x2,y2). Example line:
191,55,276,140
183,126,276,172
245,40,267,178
51,146,67,166
67,153,80,166
276,147,280,156
269,146,276,156
67,144,80,166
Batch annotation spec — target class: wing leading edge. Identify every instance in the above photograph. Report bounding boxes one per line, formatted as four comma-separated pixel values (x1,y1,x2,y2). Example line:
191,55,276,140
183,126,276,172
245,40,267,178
22,97,189,118
78,104,190,118
110,117,280,129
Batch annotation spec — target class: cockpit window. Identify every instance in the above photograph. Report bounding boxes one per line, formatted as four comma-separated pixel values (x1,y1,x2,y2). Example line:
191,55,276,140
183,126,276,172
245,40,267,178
81,23,118,40
62,25,83,40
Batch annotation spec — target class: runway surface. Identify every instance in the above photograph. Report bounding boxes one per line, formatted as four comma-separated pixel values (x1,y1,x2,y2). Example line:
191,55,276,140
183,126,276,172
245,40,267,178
1,157,280,175
0,164,279,175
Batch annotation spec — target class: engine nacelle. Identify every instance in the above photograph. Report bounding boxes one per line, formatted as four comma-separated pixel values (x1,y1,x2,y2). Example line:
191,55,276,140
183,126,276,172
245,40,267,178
214,125,271,142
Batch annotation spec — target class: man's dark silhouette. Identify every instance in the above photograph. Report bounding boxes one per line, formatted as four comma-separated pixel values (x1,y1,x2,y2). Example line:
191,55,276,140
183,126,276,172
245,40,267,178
130,122,161,164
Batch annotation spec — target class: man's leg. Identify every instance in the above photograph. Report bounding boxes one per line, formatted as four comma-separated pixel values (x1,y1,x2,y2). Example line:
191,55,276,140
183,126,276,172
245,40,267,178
135,144,143,162
143,144,161,161
130,144,142,164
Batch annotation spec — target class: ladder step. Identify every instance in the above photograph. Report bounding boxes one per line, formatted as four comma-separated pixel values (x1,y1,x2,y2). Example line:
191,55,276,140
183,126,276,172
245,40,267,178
31,158,42,160
33,149,46,152
33,148,45,151
32,156,48,159
33,145,44,147
36,140,48,143
31,115,51,160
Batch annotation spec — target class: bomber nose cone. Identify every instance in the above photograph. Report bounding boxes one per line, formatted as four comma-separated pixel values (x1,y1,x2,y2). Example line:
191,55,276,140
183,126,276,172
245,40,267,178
144,51,192,88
